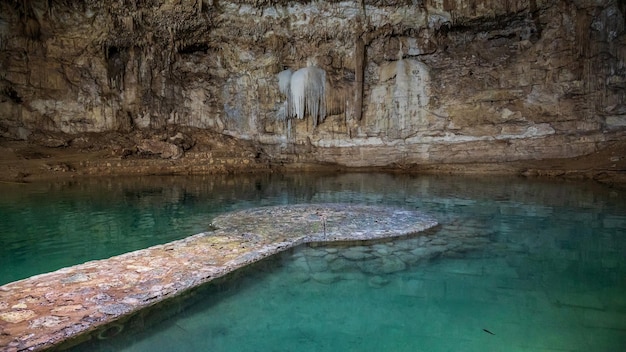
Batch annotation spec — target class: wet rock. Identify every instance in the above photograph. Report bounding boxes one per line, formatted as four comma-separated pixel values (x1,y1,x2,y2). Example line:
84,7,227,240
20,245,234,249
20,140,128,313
415,237,431,246
429,238,448,246
290,257,310,272
70,136,95,149
289,272,311,284
372,243,391,252
29,133,68,148
380,255,407,274
137,140,183,159
395,251,421,265
428,245,450,255
96,323,125,340
305,256,329,272
410,247,430,258
372,244,392,256
341,248,375,260
169,132,194,151
328,258,355,272
442,250,467,259
368,275,390,288
324,253,339,262
311,272,340,284
411,245,447,259
357,259,383,274
303,248,327,257
98,303,133,316
43,162,75,172
394,239,419,251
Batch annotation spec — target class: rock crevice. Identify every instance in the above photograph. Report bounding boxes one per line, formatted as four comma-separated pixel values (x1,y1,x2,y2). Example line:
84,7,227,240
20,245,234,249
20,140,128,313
0,0,624,169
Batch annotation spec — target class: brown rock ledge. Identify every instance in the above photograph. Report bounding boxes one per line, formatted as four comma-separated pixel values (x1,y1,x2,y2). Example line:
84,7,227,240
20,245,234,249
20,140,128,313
2,137,625,189
0,204,437,352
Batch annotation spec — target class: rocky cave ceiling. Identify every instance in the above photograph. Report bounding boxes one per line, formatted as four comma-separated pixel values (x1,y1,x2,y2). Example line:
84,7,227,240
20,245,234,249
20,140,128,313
0,0,624,167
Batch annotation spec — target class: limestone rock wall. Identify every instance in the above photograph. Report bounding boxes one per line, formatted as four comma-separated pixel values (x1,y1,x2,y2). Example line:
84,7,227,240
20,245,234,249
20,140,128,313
0,0,624,167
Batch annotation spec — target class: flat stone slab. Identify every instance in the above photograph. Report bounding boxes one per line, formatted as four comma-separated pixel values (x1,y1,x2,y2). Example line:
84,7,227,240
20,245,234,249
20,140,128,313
0,204,437,351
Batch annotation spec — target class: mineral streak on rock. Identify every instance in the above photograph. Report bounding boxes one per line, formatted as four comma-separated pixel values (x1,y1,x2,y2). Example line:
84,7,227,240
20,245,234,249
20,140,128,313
0,204,437,352
0,1,624,173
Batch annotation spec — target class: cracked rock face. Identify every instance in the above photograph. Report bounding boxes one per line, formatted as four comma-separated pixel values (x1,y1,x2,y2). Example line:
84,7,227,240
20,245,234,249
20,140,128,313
0,0,624,167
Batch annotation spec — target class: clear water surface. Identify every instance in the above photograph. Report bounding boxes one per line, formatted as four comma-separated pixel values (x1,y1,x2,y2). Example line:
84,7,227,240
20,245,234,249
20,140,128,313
1,173,624,351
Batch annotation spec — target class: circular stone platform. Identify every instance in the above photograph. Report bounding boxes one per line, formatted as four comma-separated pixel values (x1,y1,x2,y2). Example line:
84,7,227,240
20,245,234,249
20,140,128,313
211,204,438,243
0,204,437,352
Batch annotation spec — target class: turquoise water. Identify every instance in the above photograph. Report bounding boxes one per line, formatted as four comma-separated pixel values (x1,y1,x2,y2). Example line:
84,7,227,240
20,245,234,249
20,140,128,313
2,174,625,351
0,175,312,285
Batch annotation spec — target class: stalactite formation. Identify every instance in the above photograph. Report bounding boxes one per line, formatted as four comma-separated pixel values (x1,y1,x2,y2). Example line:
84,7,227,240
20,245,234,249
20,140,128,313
277,68,293,119
0,0,623,170
354,1,367,122
278,65,327,127
106,46,127,90
354,36,365,121
325,79,350,121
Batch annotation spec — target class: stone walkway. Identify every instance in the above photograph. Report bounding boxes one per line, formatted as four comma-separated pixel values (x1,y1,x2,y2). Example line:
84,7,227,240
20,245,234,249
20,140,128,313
0,204,437,351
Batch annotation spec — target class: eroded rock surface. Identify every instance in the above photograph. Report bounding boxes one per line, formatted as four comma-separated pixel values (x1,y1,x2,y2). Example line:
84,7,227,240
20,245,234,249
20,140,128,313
0,1,624,172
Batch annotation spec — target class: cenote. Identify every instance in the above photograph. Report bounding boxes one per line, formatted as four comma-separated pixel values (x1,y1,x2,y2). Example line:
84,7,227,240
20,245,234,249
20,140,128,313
1,173,625,351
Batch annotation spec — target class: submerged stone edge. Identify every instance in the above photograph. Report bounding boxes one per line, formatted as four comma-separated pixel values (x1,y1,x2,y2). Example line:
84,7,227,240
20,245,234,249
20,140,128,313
0,204,437,352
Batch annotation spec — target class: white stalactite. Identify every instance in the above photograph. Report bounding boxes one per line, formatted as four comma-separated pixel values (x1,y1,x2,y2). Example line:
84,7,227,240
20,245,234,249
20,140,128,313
290,68,307,119
278,65,327,127
277,69,292,96
278,69,293,122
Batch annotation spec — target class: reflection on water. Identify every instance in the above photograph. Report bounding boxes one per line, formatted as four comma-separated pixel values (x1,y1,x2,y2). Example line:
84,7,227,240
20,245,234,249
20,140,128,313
2,173,626,351
0,174,319,284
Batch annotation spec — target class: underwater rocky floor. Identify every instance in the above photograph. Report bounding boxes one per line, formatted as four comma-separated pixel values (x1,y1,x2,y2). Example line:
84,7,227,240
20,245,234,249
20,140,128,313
0,173,624,351
70,213,626,352
0,204,437,351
